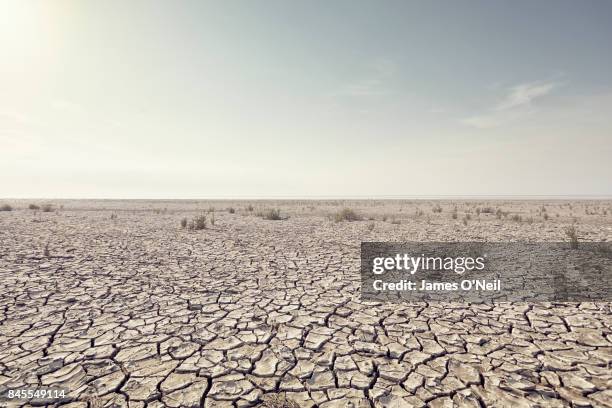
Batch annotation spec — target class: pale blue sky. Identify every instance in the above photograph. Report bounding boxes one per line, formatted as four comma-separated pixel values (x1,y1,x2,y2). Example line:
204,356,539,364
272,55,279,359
1,1,611,198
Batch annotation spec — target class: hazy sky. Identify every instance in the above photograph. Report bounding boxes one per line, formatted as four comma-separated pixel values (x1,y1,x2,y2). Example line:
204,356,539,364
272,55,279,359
2,1,611,198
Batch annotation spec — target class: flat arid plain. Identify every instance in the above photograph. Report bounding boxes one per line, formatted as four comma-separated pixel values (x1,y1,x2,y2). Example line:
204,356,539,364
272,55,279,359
0,199,611,408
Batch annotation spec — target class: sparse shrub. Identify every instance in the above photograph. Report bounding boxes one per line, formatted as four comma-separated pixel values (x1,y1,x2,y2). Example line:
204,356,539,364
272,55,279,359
41,204,54,212
481,207,494,214
543,213,549,221
415,208,424,217
451,208,458,220
180,217,188,228
210,213,215,226
227,207,235,214
43,242,50,257
247,204,254,212
465,214,472,221
367,222,375,231
511,214,522,222
28,204,40,210
110,213,117,220
334,208,362,222
208,206,215,213
262,209,283,220
462,217,468,226
0,204,12,211
188,214,207,230
526,216,534,224
432,204,442,213
390,219,401,225
382,215,388,222
564,225,579,249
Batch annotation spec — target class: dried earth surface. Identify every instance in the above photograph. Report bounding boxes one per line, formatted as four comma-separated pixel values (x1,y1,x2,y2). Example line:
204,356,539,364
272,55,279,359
1,200,611,407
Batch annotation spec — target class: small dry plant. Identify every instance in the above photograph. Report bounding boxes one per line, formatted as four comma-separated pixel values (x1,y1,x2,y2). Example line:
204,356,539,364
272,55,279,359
187,214,207,230
334,208,362,222
261,209,284,220
564,225,579,249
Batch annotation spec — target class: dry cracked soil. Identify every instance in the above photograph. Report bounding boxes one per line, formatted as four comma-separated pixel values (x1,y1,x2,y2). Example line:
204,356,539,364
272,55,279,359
0,200,611,408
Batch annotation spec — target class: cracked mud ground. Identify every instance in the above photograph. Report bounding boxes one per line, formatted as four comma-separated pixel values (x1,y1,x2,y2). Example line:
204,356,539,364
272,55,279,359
1,200,611,408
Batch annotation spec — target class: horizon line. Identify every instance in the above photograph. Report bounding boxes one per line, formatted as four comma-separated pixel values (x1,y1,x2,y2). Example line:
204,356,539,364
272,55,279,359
3,194,612,201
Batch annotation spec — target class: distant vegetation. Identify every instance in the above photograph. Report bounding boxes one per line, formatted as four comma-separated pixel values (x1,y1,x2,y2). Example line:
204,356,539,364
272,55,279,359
260,208,284,220
41,204,54,212
334,208,362,222
181,214,207,230
0,204,12,211
28,204,40,210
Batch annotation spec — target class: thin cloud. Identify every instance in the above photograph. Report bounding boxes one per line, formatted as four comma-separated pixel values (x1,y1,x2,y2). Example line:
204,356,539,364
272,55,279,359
496,80,558,110
462,79,561,128
332,59,397,98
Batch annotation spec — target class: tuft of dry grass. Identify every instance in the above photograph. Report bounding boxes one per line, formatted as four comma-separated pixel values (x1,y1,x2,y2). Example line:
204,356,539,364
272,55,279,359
261,208,284,220
564,225,579,249
41,204,54,212
510,214,522,222
28,204,40,210
227,207,235,214
367,222,375,231
432,204,442,213
180,217,188,228
188,214,207,230
334,208,362,222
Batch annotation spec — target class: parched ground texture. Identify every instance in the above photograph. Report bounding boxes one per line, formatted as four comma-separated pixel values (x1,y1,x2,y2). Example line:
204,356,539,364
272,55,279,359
0,200,611,408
